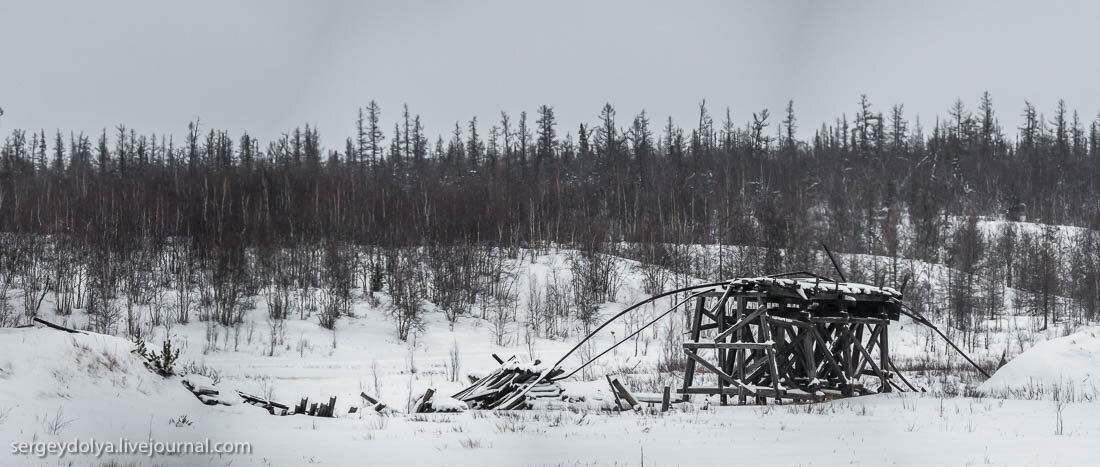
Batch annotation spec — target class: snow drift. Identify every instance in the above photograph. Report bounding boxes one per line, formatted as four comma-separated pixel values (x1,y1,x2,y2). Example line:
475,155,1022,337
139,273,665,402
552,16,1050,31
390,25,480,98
0,328,172,401
978,327,1100,400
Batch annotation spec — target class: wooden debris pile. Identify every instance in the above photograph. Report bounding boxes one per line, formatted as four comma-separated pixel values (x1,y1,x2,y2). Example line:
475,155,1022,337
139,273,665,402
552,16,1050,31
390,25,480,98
292,396,338,417
451,357,565,410
605,377,673,412
360,392,398,414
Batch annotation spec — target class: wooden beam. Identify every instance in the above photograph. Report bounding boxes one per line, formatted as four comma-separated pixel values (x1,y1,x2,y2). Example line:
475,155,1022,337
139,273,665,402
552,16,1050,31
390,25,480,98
683,342,772,350
680,295,707,400
713,306,768,342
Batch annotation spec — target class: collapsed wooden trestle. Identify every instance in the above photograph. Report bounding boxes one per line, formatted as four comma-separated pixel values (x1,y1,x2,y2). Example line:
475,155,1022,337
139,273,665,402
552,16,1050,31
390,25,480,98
680,274,902,404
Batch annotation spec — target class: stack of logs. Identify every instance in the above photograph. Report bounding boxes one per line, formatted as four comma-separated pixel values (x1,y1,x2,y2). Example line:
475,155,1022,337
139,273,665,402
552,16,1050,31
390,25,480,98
452,356,564,410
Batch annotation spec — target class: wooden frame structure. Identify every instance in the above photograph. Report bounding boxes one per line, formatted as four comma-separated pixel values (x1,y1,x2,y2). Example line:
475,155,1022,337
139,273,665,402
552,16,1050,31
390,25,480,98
679,274,902,404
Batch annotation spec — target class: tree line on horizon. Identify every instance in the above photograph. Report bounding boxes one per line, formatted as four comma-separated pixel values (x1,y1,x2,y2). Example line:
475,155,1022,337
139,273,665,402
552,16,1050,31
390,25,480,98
0,93,1097,336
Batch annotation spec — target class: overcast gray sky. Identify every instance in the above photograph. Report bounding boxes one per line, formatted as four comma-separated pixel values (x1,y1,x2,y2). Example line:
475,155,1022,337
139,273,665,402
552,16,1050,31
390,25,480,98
2,0,1098,146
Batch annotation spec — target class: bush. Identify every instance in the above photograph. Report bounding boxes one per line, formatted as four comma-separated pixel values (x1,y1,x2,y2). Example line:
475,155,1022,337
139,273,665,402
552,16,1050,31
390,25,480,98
135,335,181,376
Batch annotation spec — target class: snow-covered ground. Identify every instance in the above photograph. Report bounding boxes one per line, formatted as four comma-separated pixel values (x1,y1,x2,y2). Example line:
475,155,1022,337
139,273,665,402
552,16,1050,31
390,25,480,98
1,249,1098,466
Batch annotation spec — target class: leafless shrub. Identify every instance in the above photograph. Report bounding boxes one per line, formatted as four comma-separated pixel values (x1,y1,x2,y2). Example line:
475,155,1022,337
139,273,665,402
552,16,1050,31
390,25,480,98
319,241,355,329
17,236,51,321
38,407,76,436
657,320,687,374
447,341,462,383
266,317,286,357
180,360,222,385
487,273,519,346
168,414,193,427
428,243,477,329
387,249,424,341
570,245,623,333
458,437,483,449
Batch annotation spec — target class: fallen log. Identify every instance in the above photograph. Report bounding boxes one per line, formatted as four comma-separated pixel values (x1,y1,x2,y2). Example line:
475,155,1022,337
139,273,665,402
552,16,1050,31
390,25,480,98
33,317,84,334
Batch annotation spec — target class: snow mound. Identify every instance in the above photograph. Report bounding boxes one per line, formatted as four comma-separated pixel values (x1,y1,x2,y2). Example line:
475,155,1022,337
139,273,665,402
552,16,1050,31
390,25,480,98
0,328,171,401
427,395,468,412
978,327,1100,400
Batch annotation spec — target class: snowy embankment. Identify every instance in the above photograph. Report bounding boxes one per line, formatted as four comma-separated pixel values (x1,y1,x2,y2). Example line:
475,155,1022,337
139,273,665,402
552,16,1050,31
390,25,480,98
979,327,1100,401
0,328,246,465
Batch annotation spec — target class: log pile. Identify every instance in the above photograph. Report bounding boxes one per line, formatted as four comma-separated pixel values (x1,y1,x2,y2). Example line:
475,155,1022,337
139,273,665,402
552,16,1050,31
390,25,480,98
452,358,564,410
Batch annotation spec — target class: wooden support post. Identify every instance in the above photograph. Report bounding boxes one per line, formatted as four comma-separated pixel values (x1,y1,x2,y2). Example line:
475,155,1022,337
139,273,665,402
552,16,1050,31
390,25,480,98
802,329,817,389
737,297,747,404
661,386,671,412
716,295,728,406
680,295,707,401
880,323,891,392
759,314,783,404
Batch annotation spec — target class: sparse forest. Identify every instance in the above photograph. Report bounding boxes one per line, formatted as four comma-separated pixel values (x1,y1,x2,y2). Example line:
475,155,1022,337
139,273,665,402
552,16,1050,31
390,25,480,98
0,94,1098,339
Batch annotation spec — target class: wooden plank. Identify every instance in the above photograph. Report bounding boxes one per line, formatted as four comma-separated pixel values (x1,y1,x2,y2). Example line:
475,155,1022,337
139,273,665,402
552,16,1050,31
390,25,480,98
852,324,884,379
684,349,757,394
837,324,888,385
683,342,772,350
713,306,768,342
415,388,435,413
809,325,848,384
610,379,639,409
360,392,379,405
605,375,623,409
809,316,887,325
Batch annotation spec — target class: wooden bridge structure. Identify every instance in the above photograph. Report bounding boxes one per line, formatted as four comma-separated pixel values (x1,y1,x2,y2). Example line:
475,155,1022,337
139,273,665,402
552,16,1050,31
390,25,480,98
679,274,902,404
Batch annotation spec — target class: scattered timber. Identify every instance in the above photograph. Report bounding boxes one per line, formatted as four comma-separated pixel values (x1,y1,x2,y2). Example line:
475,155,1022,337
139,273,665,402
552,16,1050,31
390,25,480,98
451,358,565,410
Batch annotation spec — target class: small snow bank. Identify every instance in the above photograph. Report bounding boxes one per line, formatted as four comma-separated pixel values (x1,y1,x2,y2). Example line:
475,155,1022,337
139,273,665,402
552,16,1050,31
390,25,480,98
0,328,171,400
427,395,468,412
978,327,1100,401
